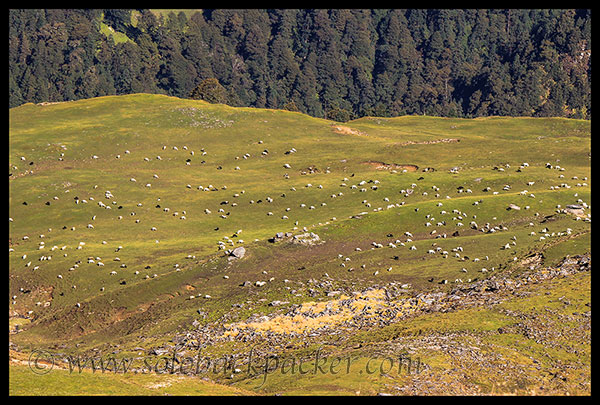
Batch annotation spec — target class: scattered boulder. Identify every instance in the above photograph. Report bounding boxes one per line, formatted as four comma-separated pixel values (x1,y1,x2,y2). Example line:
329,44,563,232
151,347,170,356
230,246,246,259
291,232,322,246
565,204,585,217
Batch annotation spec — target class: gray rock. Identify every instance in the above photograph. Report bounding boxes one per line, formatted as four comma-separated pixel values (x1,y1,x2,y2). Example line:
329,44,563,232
291,232,322,246
230,246,246,258
269,300,288,306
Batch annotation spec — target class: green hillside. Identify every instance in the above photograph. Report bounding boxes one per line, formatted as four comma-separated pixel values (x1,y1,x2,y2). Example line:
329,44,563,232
9,94,591,395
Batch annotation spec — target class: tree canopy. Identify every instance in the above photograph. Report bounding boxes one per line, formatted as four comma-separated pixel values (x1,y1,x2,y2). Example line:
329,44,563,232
9,9,591,120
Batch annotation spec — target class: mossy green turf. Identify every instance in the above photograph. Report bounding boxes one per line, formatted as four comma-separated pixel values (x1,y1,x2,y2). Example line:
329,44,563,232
9,361,252,396
9,94,591,394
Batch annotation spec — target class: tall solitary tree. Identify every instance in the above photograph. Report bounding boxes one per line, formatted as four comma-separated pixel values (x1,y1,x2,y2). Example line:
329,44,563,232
189,78,227,104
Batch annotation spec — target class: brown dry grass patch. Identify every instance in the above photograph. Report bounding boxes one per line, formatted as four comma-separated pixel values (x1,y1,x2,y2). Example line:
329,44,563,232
332,125,368,137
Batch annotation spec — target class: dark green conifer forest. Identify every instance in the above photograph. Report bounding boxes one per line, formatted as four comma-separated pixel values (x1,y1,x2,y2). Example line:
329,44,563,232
9,9,591,120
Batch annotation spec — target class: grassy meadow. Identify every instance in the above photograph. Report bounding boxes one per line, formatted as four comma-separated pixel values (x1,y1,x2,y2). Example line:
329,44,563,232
9,94,591,395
